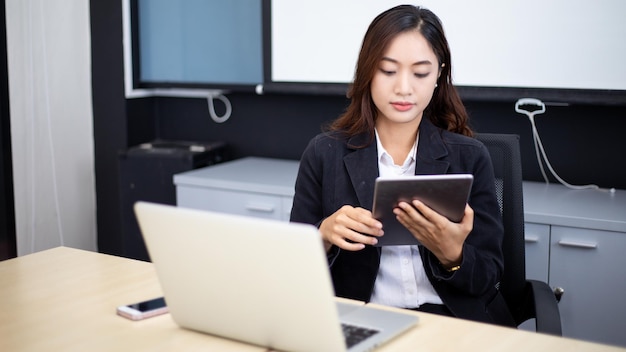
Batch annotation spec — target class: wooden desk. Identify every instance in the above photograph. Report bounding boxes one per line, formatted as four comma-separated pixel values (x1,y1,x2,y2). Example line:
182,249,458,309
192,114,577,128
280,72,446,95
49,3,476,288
1,247,623,352
0,247,262,352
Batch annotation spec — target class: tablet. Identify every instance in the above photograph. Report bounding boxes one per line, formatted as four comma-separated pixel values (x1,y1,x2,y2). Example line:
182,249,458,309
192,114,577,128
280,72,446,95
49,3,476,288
371,174,473,246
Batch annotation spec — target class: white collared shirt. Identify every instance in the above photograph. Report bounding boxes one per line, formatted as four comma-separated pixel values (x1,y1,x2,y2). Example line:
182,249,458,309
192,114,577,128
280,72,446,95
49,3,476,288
369,130,443,308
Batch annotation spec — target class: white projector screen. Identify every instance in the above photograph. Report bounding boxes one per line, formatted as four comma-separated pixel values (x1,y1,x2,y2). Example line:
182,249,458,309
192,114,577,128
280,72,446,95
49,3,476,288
271,0,626,91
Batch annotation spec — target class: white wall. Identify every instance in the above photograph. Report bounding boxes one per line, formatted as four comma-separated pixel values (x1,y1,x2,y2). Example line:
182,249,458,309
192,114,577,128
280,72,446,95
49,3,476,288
272,0,626,90
5,0,96,255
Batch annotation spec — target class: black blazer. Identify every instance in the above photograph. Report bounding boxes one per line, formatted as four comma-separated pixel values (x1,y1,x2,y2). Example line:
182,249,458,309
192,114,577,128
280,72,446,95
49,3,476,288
290,119,514,326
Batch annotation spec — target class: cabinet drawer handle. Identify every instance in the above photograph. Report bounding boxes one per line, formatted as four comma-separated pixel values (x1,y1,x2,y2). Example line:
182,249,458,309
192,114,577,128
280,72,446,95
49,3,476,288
244,202,276,213
553,287,565,302
557,240,598,249
524,235,539,243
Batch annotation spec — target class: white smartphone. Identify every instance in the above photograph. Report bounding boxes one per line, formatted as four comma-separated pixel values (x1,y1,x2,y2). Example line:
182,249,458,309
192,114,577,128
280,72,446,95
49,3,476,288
116,297,168,321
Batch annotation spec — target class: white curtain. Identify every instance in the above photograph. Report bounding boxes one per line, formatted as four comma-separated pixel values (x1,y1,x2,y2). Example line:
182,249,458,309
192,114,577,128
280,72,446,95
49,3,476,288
5,0,96,255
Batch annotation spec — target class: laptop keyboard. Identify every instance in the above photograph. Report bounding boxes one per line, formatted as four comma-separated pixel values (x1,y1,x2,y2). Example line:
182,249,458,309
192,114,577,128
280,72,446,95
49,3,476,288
342,323,380,348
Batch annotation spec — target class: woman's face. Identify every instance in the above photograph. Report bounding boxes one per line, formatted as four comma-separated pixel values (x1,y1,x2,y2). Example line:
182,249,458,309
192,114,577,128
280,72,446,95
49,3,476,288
371,30,439,127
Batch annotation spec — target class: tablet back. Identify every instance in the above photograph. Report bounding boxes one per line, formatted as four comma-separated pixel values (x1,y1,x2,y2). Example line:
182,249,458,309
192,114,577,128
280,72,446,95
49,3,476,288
372,174,473,246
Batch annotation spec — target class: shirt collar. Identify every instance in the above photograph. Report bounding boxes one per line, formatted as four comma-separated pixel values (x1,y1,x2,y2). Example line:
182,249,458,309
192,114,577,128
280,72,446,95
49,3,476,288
375,128,419,167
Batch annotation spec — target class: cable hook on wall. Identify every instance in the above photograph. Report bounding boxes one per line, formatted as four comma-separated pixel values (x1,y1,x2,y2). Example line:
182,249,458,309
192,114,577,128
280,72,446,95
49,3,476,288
207,93,232,123
515,98,607,192
134,88,233,124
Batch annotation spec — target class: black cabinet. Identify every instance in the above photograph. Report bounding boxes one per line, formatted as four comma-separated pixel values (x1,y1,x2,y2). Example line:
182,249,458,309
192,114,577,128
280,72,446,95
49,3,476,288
119,140,227,261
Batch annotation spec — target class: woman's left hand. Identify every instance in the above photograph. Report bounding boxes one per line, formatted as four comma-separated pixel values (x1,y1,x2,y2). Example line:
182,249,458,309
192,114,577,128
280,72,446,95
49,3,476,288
394,200,474,268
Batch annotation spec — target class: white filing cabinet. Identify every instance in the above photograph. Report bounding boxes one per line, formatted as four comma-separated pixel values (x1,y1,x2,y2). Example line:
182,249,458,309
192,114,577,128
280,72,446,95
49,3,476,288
523,222,550,283
174,157,299,221
523,182,626,348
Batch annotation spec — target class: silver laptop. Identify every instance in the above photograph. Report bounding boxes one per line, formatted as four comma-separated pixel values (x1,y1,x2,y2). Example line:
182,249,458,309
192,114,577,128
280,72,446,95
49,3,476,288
134,201,418,352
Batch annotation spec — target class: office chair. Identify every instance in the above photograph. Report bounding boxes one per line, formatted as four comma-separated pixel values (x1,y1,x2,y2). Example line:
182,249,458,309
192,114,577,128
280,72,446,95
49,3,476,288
475,133,562,336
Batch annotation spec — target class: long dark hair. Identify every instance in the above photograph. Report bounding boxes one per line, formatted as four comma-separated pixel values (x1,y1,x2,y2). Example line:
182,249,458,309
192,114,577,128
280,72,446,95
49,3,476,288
328,5,472,145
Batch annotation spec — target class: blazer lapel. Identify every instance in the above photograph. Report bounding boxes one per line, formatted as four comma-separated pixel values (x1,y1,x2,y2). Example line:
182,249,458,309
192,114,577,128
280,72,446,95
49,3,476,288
343,134,379,210
415,120,451,175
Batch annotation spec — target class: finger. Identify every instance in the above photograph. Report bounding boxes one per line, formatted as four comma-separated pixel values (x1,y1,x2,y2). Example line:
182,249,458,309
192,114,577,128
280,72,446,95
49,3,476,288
394,211,415,233
394,201,427,226
410,200,441,221
331,229,377,250
340,228,379,247
351,207,384,234
335,238,366,251
459,204,474,230
339,208,384,237
325,219,379,247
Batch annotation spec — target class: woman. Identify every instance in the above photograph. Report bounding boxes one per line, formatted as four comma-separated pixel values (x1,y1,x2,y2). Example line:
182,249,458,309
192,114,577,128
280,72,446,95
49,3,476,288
290,5,514,326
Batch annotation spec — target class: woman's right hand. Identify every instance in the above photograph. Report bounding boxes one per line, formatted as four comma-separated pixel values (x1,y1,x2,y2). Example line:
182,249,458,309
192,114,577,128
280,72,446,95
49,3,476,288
319,205,384,251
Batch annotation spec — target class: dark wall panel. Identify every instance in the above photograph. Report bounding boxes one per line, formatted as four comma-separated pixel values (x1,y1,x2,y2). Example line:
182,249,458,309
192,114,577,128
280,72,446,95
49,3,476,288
90,0,129,255
466,101,624,190
154,93,348,160
152,95,626,190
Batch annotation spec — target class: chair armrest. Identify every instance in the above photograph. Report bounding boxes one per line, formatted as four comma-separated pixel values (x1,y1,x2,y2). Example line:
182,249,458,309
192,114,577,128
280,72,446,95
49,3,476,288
527,279,562,336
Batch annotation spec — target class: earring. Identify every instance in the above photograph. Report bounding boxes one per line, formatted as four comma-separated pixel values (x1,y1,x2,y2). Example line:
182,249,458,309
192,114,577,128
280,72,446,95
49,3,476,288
435,83,438,88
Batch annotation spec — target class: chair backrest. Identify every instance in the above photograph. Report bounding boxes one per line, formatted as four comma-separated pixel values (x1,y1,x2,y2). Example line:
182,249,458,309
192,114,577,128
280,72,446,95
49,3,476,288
475,133,527,322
